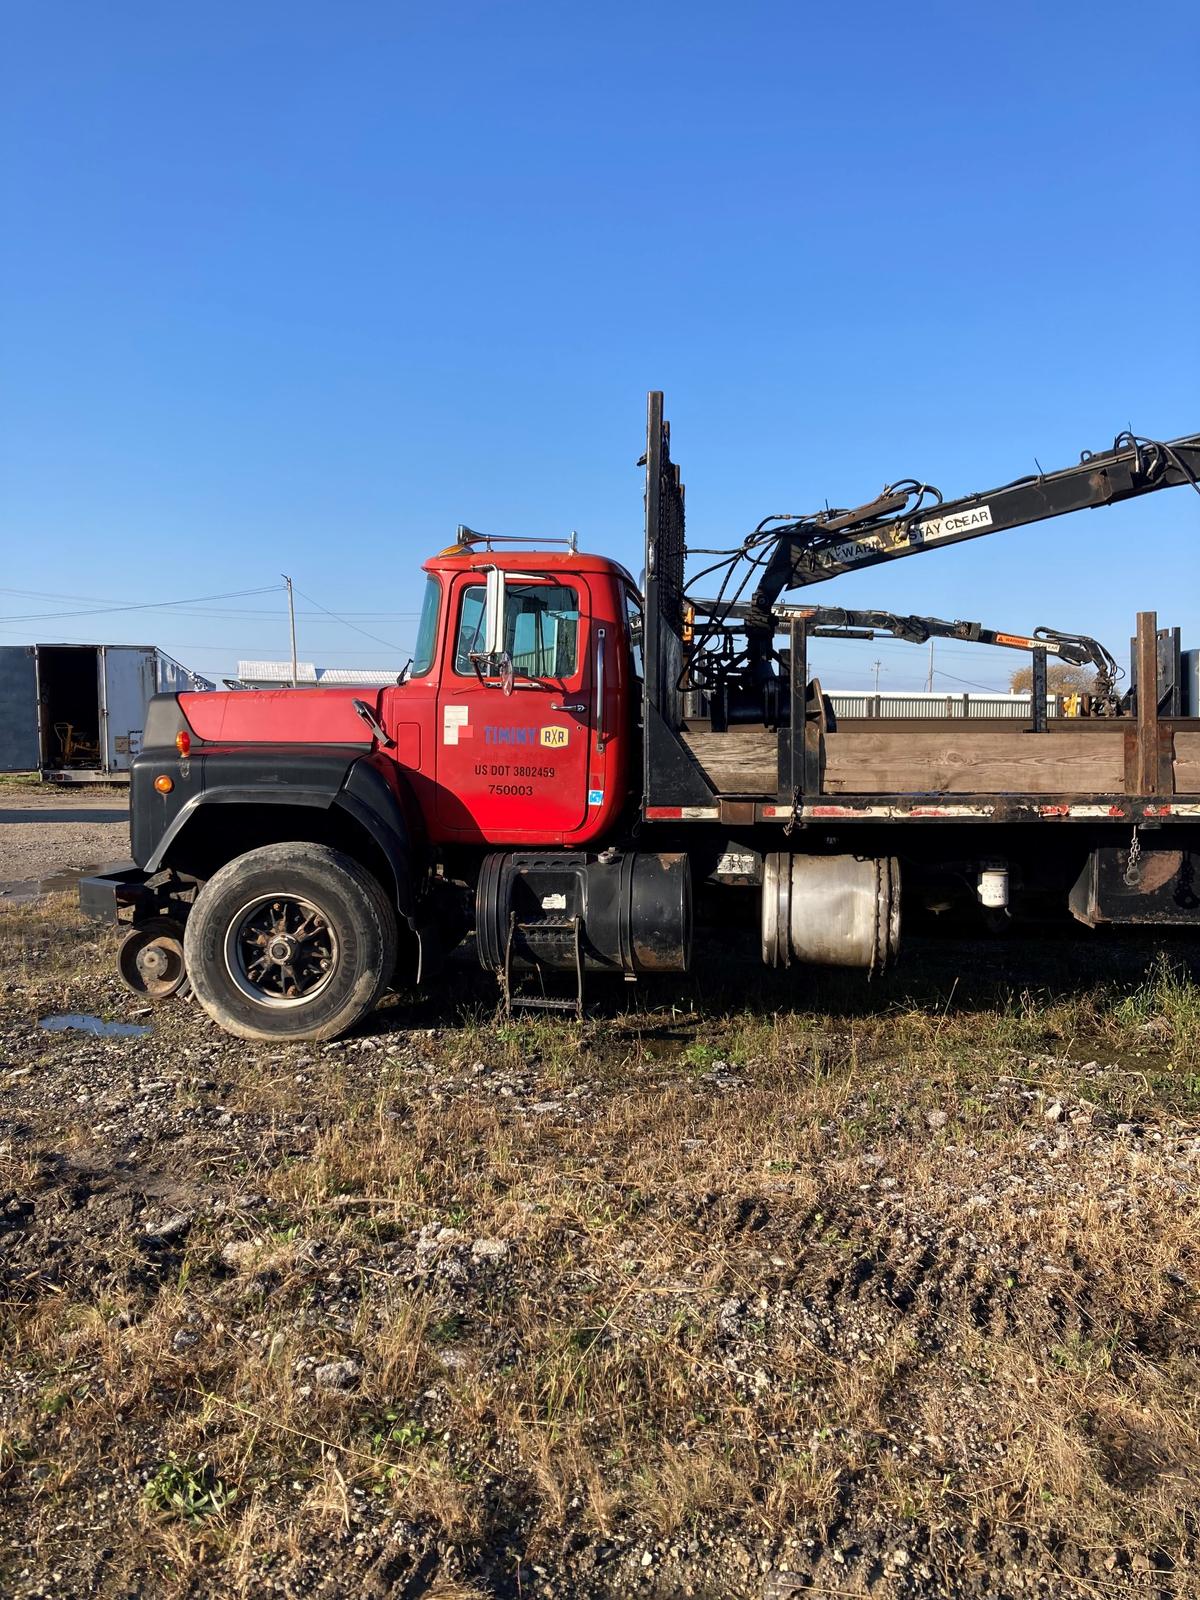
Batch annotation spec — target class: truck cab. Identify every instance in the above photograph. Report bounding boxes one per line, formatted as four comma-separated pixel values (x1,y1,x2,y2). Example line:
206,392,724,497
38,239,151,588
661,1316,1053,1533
80,538,669,1043
379,543,639,846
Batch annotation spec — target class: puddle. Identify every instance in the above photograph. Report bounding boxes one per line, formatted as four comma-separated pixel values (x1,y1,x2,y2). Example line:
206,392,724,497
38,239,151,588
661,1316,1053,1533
40,1013,153,1038
1,863,113,903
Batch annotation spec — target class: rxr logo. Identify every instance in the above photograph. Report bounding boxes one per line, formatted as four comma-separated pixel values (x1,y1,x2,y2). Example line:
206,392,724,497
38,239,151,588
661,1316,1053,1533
540,726,570,749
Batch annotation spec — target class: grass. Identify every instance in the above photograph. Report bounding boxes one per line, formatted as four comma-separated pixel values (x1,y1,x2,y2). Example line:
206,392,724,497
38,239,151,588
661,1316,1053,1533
0,770,129,796
145,1455,238,1523
2,894,1200,1594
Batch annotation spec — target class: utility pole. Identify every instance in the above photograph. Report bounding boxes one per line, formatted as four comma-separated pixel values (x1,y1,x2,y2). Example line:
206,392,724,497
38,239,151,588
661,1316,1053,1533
872,658,884,693
925,637,935,692
283,575,299,688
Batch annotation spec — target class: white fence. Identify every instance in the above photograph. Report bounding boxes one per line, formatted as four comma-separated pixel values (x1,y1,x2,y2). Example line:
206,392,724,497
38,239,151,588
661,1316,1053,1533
828,690,1061,720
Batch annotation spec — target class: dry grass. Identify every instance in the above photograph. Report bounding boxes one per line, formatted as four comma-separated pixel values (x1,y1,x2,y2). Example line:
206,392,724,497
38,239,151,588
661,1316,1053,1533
2,895,1200,1595
0,771,126,795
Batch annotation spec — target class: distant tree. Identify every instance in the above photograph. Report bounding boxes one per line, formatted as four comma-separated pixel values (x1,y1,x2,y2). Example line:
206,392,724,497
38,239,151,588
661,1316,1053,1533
1008,662,1098,694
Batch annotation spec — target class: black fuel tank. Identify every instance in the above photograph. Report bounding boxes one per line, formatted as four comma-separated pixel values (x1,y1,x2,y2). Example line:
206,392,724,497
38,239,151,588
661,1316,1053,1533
476,851,692,976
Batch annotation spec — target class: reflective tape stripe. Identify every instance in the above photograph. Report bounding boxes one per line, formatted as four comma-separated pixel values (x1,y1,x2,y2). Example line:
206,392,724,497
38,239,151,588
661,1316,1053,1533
643,805,720,820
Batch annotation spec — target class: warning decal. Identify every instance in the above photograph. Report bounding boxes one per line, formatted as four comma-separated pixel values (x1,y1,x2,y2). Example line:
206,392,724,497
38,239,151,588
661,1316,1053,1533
443,705,471,745
911,503,994,545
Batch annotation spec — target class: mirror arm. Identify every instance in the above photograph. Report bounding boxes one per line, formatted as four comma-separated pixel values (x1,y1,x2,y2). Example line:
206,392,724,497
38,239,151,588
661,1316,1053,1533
352,699,396,748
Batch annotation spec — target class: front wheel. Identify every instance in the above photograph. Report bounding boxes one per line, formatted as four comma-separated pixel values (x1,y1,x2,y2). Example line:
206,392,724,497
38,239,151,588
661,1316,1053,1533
183,843,398,1042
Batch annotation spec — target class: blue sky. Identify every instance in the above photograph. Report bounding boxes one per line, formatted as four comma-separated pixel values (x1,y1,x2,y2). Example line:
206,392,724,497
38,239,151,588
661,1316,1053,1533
2,1,1196,692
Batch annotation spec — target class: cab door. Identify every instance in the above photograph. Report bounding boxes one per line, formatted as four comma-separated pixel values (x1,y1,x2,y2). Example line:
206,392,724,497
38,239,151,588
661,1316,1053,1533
435,570,593,841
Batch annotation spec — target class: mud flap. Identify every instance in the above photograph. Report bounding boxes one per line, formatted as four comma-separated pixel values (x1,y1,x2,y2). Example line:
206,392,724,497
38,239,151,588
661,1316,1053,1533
1069,847,1200,926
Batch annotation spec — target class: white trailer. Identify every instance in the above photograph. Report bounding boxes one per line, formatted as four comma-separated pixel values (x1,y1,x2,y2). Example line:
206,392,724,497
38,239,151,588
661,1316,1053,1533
0,644,213,781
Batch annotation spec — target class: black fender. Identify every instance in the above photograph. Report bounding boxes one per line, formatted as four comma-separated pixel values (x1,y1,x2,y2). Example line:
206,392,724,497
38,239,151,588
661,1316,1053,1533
336,757,421,922
135,744,422,924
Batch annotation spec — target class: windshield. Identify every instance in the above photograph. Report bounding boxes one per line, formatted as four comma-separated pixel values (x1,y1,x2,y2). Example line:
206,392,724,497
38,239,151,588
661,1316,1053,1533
410,575,440,676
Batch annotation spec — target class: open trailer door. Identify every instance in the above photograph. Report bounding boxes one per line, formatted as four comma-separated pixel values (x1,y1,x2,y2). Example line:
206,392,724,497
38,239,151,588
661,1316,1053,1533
100,646,157,770
0,647,40,772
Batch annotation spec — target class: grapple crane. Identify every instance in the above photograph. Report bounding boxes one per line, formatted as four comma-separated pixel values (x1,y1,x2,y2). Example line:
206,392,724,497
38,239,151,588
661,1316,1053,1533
677,426,1200,724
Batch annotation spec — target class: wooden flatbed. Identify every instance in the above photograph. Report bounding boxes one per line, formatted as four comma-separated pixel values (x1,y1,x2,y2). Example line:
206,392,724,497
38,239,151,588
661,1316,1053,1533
679,717,1200,802
635,613,1200,831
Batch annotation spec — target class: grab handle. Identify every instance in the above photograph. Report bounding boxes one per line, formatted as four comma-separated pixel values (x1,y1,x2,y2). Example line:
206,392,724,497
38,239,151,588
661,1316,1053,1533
595,627,608,750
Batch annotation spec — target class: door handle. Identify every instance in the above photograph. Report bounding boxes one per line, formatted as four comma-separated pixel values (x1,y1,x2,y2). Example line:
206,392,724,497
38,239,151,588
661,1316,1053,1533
595,627,607,750
550,701,587,713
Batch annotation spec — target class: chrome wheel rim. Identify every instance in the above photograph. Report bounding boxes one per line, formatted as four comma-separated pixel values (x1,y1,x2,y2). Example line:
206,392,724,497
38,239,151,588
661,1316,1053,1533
224,894,339,1007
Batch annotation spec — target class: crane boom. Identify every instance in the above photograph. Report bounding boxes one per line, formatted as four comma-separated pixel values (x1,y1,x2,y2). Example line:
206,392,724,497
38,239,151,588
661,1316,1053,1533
746,431,1200,631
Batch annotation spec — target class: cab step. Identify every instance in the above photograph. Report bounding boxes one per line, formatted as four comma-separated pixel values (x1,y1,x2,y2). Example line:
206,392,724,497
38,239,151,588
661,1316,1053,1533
500,912,584,1019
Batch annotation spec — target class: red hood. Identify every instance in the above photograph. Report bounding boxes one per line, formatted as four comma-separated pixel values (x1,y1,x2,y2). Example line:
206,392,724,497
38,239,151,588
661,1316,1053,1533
179,686,380,744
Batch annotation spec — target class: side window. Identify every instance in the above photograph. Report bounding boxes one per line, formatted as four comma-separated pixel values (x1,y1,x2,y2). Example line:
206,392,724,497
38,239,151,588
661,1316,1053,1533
624,586,644,683
455,587,487,671
453,581,581,679
509,583,579,677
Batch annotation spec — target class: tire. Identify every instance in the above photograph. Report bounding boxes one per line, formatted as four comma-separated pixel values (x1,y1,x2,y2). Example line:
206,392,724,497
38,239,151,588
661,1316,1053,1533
183,843,398,1043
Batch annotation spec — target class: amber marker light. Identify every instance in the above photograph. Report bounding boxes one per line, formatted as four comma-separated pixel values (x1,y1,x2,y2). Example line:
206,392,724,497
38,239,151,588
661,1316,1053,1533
176,731,191,756
154,775,174,794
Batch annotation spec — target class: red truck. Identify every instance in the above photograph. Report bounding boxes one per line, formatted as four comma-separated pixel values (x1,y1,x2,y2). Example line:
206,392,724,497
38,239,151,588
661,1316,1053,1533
82,396,1200,1040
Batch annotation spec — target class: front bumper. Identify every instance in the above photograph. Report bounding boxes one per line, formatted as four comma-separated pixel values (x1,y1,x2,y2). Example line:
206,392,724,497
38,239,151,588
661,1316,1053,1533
78,862,153,922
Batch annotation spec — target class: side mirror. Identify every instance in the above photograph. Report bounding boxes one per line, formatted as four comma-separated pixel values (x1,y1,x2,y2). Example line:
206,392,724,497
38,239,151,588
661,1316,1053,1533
482,565,505,656
470,566,515,691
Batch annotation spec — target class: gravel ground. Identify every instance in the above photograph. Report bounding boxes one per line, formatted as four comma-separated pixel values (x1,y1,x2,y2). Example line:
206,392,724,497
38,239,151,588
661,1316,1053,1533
2,900,1199,1598
0,790,130,887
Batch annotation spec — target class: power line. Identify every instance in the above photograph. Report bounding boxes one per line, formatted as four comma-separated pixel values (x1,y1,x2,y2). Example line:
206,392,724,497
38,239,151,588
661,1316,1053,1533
0,584,283,624
932,667,1007,692
292,586,407,653
0,622,412,657
0,588,420,619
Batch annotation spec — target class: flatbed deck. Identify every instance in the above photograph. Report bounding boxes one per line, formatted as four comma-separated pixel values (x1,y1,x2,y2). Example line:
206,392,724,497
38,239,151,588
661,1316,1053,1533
676,716,1200,805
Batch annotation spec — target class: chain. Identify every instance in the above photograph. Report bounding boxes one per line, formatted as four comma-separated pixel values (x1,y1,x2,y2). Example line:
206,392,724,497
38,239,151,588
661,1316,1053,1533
783,786,802,838
1123,825,1143,887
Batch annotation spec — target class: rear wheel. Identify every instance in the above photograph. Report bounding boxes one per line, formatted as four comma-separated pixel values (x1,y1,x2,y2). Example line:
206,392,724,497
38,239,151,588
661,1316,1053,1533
183,843,398,1042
